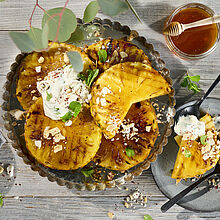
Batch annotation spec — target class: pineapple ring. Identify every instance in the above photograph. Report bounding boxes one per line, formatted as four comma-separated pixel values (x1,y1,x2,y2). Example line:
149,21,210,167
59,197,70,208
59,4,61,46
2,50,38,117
90,62,171,139
172,114,219,181
94,101,159,171
16,42,93,110
86,38,150,72
25,98,102,170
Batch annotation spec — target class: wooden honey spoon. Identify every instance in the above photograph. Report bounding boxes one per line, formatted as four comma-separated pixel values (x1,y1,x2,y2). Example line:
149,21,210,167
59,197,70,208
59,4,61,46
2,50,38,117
163,15,220,36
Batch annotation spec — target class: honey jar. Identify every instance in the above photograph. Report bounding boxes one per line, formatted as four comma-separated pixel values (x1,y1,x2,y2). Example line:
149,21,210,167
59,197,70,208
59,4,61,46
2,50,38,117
164,3,220,60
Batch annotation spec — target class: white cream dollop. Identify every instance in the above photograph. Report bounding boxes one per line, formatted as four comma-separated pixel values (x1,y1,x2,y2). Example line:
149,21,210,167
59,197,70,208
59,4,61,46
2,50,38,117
174,115,205,139
37,65,90,120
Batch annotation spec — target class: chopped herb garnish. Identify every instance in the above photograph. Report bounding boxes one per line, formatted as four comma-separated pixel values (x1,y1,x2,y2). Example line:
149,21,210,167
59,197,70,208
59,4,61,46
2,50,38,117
184,149,192,158
98,49,107,63
81,168,94,177
46,90,52,101
125,147,135,157
69,101,81,117
78,69,99,87
61,111,73,122
78,73,87,82
0,194,3,208
144,214,154,220
180,72,201,93
200,135,207,145
87,69,99,87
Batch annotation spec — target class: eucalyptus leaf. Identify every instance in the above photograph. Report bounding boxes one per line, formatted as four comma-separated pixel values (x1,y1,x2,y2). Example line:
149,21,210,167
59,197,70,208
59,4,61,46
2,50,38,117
42,22,49,48
28,27,48,51
66,26,84,43
42,7,77,42
9,31,35,53
67,51,83,73
83,1,100,23
0,0,5,2
97,0,129,16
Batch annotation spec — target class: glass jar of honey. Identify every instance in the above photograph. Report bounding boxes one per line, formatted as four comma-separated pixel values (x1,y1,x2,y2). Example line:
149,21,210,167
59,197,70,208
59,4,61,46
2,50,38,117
164,3,220,60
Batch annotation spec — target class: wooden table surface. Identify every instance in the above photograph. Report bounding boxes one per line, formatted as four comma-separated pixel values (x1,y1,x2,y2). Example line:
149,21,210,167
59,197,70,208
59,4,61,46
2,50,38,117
0,0,220,219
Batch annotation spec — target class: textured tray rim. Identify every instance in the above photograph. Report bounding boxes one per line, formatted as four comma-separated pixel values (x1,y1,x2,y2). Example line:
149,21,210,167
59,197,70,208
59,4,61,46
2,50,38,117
2,17,176,191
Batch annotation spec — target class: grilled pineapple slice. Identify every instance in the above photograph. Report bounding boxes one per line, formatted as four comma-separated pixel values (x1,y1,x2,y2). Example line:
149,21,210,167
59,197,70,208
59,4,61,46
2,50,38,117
86,38,150,72
16,42,93,110
172,114,219,180
25,98,102,170
94,101,158,171
90,62,171,139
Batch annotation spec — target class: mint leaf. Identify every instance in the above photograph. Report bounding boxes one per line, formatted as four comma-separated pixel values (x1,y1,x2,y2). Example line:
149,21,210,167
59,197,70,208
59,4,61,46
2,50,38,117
83,1,100,23
144,215,154,220
98,49,107,63
125,147,135,157
81,168,94,177
61,111,73,122
67,51,83,73
189,75,200,82
46,90,52,101
69,101,81,117
0,194,3,207
66,26,84,43
200,135,207,145
87,69,99,87
180,72,200,93
180,77,188,87
78,73,87,82
189,83,200,93
184,149,192,158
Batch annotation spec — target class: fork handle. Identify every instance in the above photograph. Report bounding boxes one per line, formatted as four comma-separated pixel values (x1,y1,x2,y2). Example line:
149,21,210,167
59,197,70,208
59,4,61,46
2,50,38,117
161,171,214,213
184,15,220,30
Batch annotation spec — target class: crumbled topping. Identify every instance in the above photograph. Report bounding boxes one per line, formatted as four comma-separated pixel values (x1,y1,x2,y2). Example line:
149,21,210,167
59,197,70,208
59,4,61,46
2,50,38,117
101,87,111,96
107,212,115,219
38,56,44,64
32,96,38,101
63,53,69,63
35,66,41,73
43,127,65,143
100,98,107,106
9,109,24,120
96,97,100,104
6,164,14,178
120,121,138,140
65,120,72,126
120,51,128,59
145,126,151,132
54,144,63,153
0,166,4,174
35,140,42,149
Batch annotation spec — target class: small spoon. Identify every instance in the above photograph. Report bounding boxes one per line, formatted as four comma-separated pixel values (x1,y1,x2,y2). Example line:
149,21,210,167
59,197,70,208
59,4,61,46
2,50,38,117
163,15,220,36
161,163,220,213
175,74,220,122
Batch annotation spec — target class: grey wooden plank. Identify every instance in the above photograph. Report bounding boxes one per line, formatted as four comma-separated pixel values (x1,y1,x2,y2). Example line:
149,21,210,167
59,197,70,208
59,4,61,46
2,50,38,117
1,195,219,220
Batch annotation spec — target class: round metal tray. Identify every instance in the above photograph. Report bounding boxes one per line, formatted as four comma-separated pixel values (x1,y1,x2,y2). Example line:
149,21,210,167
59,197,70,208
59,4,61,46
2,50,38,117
2,18,175,191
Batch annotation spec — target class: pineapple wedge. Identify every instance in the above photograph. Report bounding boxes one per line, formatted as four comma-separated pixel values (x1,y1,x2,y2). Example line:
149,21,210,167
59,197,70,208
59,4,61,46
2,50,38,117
16,42,93,110
86,38,150,72
172,114,219,180
90,62,171,139
94,101,158,171
25,98,102,170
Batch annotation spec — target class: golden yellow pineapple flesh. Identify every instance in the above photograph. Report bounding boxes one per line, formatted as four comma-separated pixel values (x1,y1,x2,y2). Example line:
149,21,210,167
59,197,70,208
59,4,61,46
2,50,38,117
172,114,219,180
94,101,158,171
90,62,171,139
16,42,93,110
25,98,102,170
86,38,150,72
